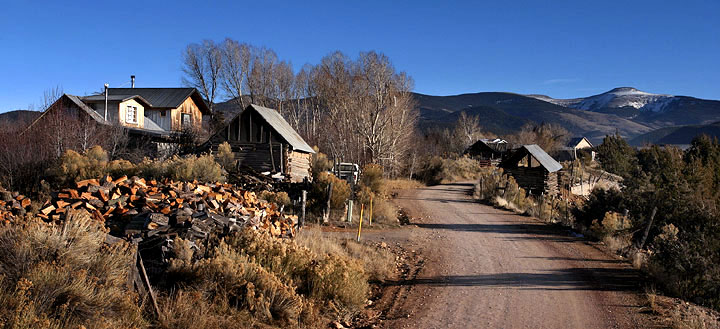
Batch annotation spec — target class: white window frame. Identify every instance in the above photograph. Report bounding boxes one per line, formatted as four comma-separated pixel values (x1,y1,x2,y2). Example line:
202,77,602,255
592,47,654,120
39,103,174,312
126,106,138,124
182,113,192,127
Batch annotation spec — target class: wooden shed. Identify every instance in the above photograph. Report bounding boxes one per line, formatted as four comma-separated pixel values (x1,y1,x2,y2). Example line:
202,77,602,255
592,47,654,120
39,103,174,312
500,144,562,196
208,104,315,182
464,138,509,165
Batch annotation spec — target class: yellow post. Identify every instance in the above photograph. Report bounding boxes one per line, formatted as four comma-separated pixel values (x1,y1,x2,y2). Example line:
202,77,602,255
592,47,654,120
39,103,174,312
369,195,373,226
357,204,364,242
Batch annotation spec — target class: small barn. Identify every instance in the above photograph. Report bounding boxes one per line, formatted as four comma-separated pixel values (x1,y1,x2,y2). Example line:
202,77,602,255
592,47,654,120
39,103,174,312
208,104,315,182
500,144,562,196
464,138,509,164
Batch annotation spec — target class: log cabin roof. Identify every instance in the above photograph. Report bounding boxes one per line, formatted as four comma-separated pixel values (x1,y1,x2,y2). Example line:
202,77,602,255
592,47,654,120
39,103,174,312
218,104,315,154
247,104,314,153
501,144,562,173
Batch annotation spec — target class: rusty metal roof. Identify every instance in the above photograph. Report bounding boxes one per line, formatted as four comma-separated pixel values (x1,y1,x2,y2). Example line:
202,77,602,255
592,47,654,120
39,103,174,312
236,104,315,153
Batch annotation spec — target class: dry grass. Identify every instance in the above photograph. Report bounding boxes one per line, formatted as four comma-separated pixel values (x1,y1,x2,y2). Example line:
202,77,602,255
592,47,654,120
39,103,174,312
0,210,145,329
296,227,395,282
383,178,423,193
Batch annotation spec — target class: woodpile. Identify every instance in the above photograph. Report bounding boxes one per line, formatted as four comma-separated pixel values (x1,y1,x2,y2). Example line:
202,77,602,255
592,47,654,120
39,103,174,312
37,175,297,239
0,188,32,224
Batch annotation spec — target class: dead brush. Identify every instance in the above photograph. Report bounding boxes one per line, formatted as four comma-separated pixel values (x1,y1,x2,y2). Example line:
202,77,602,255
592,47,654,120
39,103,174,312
0,209,145,329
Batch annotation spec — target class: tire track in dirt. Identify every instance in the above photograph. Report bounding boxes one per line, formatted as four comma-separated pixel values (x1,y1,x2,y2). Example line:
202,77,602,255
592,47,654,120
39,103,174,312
378,182,657,329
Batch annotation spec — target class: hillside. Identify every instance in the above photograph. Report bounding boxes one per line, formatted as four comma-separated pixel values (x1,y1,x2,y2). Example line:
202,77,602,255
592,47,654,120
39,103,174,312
413,92,652,142
0,110,41,127
630,121,720,146
528,87,720,127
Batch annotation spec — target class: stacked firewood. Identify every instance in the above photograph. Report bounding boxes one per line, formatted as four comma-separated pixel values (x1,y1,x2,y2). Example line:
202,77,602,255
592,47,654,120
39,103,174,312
0,188,32,224
38,175,297,239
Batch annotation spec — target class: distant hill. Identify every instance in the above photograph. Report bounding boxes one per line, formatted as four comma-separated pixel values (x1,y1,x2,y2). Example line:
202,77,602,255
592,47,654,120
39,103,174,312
413,92,652,143
0,110,41,127
630,121,720,146
528,87,720,127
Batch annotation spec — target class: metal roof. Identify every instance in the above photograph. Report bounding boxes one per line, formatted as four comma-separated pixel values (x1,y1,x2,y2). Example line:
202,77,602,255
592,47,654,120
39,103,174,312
21,94,106,135
143,116,165,132
522,144,563,172
64,94,106,123
100,88,210,113
81,94,151,107
246,104,315,153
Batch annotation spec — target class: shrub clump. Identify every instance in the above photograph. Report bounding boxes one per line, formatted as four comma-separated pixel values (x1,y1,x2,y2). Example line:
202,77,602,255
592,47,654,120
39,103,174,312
50,145,227,185
215,142,235,171
164,228,371,326
0,209,145,328
311,171,351,211
418,156,484,185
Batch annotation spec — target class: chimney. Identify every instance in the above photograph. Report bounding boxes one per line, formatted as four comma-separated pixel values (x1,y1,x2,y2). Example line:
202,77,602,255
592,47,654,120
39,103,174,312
131,75,135,88
104,83,109,121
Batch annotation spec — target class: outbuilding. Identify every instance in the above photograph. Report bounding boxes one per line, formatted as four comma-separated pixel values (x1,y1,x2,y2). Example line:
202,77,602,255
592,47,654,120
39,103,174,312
207,104,315,182
499,144,562,196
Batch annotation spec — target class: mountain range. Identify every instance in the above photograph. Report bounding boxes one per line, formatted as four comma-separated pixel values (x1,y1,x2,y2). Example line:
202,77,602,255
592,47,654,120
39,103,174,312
416,87,720,144
3,87,720,145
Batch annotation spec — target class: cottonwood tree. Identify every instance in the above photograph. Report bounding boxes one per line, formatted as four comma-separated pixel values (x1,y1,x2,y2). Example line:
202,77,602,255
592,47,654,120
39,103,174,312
182,40,221,111
455,111,483,146
312,51,417,175
511,122,569,152
219,39,251,109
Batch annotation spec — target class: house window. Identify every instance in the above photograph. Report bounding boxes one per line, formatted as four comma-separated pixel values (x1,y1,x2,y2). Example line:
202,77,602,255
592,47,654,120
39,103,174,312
160,110,166,117
126,106,138,123
182,113,191,127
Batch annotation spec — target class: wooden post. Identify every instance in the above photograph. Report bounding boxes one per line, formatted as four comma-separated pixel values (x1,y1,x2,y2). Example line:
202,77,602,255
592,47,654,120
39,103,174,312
347,200,353,223
639,207,658,249
301,190,307,227
137,252,160,318
357,204,364,242
369,194,373,226
323,182,332,223
280,144,284,174
269,140,276,172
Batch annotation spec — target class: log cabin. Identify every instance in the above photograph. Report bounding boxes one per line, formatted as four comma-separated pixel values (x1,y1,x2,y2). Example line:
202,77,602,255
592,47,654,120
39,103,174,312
207,104,315,182
500,144,562,196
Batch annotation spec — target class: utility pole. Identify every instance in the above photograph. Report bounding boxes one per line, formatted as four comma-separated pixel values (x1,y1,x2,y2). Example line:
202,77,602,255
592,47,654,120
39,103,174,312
104,83,109,121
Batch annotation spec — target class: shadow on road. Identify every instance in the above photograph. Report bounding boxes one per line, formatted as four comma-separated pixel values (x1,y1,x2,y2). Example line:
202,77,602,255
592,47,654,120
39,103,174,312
386,267,640,292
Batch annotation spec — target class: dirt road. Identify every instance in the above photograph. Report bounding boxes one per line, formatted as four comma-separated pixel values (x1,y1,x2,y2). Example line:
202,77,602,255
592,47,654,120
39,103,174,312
374,182,655,329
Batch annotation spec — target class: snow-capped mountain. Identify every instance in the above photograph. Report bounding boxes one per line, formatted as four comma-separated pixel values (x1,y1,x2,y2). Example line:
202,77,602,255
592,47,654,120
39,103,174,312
529,87,676,113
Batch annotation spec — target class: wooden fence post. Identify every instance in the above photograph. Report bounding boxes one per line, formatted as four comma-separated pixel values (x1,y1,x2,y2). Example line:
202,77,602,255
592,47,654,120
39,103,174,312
301,190,306,227
347,200,353,223
323,183,332,223
639,207,658,249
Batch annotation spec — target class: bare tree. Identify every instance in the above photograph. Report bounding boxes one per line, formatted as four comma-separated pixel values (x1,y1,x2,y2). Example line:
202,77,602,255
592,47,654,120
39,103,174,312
455,111,483,147
511,123,569,152
182,40,221,111
219,39,251,109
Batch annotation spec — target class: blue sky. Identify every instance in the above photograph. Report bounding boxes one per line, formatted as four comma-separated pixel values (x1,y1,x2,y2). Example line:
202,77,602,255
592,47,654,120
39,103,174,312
1,0,719,112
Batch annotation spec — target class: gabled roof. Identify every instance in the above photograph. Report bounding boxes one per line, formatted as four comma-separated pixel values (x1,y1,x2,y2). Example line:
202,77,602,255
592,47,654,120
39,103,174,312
81,94,151,107
567,137,593,148
501,144,562,173
21,94,106,135
103,88,211,114
237,104,315,153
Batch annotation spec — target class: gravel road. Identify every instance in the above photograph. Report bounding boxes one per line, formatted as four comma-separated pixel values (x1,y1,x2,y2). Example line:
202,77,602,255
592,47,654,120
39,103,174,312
379,182,655,329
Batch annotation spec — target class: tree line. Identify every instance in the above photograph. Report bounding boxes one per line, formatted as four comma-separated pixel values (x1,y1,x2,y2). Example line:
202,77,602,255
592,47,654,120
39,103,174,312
181,39,417,176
